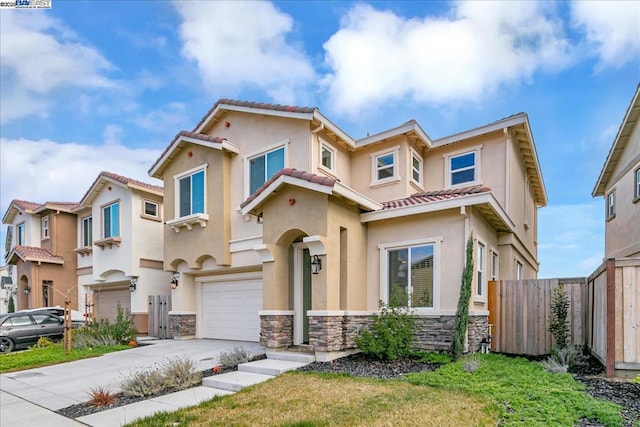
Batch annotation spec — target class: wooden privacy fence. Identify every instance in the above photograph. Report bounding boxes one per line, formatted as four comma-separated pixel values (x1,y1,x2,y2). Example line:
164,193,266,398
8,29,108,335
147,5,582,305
148,295,171,339
587,258,640,377
488,278,587,355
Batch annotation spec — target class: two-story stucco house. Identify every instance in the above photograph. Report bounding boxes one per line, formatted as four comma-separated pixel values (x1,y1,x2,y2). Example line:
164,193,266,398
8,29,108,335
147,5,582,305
593,84,640,258
2,200,79,311
149,100,546,360
74,172,171,334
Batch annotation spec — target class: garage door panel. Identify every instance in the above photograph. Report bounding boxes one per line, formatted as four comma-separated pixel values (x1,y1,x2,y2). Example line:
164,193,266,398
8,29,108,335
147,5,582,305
95,288,131,323
202,280,262,342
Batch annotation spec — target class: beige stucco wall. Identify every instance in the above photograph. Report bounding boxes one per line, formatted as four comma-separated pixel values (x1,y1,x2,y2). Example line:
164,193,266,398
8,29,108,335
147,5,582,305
604,121,640,258
469,208,500,310
366,209,466,313
312,135,353,187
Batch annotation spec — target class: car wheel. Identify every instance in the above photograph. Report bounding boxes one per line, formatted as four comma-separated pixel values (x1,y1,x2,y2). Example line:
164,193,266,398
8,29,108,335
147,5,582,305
0,337,14,354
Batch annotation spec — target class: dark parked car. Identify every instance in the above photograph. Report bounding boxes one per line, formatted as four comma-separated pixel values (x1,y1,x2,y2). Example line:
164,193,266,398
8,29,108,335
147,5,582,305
0,312,66,353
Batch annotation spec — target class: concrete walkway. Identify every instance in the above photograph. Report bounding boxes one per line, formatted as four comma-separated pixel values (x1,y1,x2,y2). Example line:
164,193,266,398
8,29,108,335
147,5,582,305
1,339,264,426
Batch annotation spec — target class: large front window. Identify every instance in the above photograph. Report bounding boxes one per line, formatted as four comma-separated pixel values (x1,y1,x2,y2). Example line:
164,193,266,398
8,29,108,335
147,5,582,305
178,169,205,217
249,147,284,194
82,216,92,247
450,152,476,185
387,244,434,308
102,202,119,238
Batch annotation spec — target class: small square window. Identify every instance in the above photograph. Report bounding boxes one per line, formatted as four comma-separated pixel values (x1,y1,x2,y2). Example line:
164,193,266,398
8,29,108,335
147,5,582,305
321,144,334,171
606,191,615,220
144,201,158,218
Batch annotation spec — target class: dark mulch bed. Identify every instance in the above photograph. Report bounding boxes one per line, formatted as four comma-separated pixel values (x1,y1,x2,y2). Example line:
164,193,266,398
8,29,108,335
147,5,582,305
297,352,441,379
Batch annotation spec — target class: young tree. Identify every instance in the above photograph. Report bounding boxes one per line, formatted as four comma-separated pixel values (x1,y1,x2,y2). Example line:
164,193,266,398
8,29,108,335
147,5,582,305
451,236,474,361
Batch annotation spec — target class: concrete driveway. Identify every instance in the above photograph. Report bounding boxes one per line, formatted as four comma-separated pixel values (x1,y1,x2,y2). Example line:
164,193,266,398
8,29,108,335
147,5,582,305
0,338,264,423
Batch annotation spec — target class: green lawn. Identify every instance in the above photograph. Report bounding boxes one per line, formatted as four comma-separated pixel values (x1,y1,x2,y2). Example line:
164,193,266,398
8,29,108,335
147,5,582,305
126,353,625,427
0,343,130,373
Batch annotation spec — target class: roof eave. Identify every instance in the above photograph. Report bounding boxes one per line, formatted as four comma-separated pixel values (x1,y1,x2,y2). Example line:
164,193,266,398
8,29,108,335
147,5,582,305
433,113,527,147
356,121,432,149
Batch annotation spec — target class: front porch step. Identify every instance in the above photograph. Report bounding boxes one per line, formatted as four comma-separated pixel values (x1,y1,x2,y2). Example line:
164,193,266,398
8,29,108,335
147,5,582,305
267,350,316,364
239,359,309,376
202,371,273,392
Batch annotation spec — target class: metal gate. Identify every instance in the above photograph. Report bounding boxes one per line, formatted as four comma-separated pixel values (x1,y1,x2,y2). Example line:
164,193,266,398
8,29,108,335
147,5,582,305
148,295,171,339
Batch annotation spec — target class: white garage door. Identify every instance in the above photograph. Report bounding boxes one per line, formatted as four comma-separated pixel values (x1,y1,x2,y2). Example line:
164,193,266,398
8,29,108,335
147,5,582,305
95,288,131,322
202,280,262,342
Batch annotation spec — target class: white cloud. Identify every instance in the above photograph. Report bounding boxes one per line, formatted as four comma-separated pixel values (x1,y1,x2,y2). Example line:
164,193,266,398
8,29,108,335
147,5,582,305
173,1,315,103
537,202,604,278
0,11,115,124
134,102,190,134
571,0,640,69
322,2,572,117
103,125,123,146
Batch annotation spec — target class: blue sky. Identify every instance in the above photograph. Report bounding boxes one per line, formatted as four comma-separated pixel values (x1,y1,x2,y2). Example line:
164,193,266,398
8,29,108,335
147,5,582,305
0,0,639,277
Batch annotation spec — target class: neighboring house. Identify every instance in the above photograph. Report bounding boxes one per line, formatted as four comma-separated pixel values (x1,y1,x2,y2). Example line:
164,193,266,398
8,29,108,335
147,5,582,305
2,200,79,311
149,99,546,360
0,265,15,314
74,172,171,334
593,84,640,258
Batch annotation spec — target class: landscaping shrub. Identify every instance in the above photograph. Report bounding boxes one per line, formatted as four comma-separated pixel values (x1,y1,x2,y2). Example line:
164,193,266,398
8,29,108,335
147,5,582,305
541,345,587,374
451,236,474,361
72,303,137,348
219,346,252,368
111,304,137,344
161,357,201,390
7,296,15,313
355,301,416,360
88,386,116,407
462,353,480,373
549,285,570,349
32,337,56,348
120,365,165,397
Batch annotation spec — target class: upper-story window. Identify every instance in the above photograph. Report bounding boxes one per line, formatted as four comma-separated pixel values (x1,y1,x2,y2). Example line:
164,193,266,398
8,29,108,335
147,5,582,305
249,146,285,194
16,223,25,245
102,202,119,238
177,167,205,218
606,190,615,220
143,200,159,219
41,217,49,240
450,152,476,185
516,260,523,280
370,147,399,186
491,251,499,281
82,216,92,247
634,167,640,202
320,143,335,173
411,151,423,185
476,241,486,297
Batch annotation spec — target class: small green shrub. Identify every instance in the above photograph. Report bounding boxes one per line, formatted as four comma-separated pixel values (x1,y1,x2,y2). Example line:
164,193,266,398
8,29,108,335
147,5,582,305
462,354,480,373
355,301,416,360
32,337,55,348
88,386,116,406
541,346,586,374
161,357,202,390
7,296,15,313
72,303,136,348
120,365,165,397
632,375,639,384
111,304,137,344
549,286,570,349
219,346,252,368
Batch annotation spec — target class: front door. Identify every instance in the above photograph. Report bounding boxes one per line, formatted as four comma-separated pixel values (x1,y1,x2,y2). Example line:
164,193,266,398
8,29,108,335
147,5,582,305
293,243,312,345
302,249,312,343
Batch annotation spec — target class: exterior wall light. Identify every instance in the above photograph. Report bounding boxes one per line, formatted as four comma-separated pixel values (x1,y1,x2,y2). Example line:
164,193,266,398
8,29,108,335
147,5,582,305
23,285,31,295
171,272,180,289
311,255,322,275
129,276,138,292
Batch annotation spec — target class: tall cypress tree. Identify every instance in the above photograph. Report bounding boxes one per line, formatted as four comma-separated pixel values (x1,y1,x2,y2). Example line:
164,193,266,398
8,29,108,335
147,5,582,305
451,236,474,361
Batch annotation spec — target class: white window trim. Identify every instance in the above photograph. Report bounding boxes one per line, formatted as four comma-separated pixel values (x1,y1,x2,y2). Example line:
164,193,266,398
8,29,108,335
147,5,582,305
101,200,120,239
634,167,640,203
81,216,92,248
475,240,486,302
490,249,499,282
378,236,442,313
41,216,49,240
319,141,336,175
606,190,615,221
410,149,423,188
516,260,523,280
142,200,160,221
370,146,400,187
243,139,289,198
174,163,208,220
444,145,482,188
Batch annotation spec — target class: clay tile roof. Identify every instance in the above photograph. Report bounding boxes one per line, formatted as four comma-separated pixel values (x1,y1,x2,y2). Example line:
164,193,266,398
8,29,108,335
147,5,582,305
12,245,64,263
41,202,81,211
101,171,163,193
382,185,491,210
12,200,41,212
149,131,228,176
192,99,316,132
240,168,337,209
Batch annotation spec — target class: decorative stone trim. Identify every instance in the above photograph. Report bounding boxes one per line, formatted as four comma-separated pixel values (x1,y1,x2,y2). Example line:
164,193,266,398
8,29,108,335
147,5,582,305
413,316,456,352
467,315,489,352
260,314,293,348
309,315,344,352
169,313,195,338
